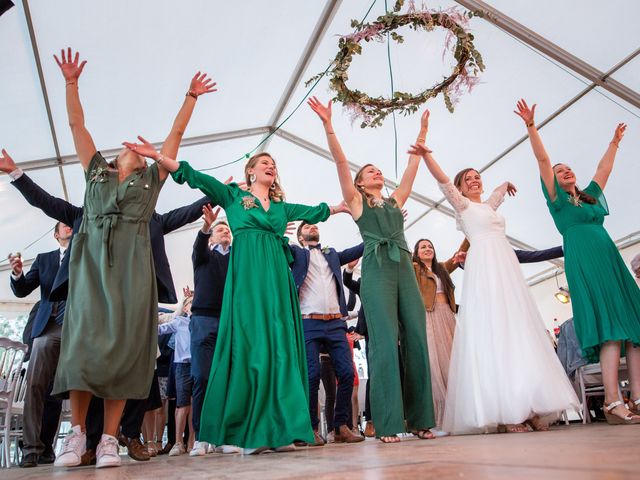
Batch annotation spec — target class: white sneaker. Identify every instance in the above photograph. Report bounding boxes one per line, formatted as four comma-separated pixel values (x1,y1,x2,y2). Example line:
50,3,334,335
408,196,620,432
96,434,121,468
169,442,186,456
207,444,216,454
54,425,86,467
218,445,240,454
189,441,208,457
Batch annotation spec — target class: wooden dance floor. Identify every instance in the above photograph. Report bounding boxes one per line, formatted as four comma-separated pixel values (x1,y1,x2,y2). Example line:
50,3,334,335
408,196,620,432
4,424,639,479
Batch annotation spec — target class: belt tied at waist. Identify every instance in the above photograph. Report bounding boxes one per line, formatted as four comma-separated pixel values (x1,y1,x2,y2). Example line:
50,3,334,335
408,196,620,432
89,214,147,267
234,228,293,264
363,230,409,266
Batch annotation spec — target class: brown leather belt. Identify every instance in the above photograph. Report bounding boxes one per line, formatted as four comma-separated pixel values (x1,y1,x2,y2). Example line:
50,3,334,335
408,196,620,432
302,313,343,321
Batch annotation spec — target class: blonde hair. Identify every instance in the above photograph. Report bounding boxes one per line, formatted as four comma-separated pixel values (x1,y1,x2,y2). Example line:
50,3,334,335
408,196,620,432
354,163,392,208
244,152,285,202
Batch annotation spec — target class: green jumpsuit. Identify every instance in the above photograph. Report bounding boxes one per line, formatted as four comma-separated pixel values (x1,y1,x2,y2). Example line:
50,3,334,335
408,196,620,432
171,161,330,448
356,193,435,436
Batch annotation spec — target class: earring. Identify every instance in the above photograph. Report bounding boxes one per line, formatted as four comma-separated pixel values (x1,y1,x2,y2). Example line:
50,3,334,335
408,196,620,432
249,173,256,183
270,182,276,190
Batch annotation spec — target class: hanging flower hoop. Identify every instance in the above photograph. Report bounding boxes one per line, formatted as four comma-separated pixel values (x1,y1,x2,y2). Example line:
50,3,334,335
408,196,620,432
307,2,485,128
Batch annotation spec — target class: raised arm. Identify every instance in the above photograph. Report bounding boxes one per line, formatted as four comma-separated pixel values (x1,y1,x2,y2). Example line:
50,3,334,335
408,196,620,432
592,123,626,190
407,143,449,184
307,97,362,215
123,138,235,208
161,72,217,163
54,48,96,171
514,99,555,198
1,151,82,225
392,110,429,208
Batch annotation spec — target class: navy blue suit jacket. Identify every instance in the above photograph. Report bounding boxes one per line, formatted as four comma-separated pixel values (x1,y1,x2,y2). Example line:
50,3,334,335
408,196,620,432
11,172,210,303
290,243,364,317
11,249,63,339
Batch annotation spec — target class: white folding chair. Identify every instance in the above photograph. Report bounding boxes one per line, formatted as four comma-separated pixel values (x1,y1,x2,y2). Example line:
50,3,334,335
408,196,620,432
576,358,628,424
0,337,28,468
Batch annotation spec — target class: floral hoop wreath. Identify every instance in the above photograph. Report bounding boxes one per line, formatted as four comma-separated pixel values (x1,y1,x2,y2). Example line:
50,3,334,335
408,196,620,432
307,2,485,128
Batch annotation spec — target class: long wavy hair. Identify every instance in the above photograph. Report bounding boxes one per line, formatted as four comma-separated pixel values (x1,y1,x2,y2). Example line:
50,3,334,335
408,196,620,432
412,239,455,301
354,163,393,208
245,152,285,202
552,163,596,205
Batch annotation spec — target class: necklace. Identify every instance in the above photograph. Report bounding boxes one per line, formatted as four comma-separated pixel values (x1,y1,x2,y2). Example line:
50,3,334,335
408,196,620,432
567,194,582,207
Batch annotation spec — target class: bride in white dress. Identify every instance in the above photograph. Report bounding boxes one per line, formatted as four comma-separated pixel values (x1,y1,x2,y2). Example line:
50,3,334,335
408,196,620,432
409,138,578,435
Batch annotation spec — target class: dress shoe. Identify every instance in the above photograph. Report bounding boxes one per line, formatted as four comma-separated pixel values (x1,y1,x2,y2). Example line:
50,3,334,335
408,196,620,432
364,421,375,437
38,448,56,464
158,442,173,455
118,433,150,461
80,448,96,466
334,424,365,443
19,452,39,468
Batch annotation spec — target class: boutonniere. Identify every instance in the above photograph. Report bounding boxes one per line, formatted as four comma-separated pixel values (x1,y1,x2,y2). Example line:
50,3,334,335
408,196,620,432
321,246,330,254
372,197,385,208
90,166,109,183
240,195,258,210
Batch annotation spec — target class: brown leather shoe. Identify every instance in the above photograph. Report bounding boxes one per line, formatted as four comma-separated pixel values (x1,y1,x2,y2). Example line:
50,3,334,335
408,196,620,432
364,421,375,437
118,434,150,461
334,424,365,443
80,448,96,466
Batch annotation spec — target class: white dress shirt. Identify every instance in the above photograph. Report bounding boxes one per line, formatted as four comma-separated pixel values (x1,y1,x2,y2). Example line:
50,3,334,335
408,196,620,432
158,315,192,363
299,247,341,316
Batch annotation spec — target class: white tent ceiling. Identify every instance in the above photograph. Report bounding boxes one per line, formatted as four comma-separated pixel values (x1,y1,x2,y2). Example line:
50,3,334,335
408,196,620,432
1,0,639,305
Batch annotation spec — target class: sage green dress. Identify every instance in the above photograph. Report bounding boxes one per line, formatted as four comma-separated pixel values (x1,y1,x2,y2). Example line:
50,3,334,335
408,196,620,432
541,177,640,362
355,193,435,436
53,152,163,399
171,161,329,448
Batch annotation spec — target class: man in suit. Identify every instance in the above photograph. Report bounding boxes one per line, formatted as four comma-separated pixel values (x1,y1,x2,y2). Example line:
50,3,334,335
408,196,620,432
1,159,210,464
290,222,365,445
9,222,71,468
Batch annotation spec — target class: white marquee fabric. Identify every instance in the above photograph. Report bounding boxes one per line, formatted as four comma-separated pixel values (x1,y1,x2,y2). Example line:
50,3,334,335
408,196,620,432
1,0,638,316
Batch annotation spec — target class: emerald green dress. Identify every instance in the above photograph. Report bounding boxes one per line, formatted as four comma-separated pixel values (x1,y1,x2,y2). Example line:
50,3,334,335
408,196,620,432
53,152,163,399
171,161,329,448
541,177,640,362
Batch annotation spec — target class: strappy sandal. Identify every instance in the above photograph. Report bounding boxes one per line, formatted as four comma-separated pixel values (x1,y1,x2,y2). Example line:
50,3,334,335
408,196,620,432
524,415,550,432
604,400,640,425
627,398,640,416
412,429,436,440
379,435,400,444
497,423,532,433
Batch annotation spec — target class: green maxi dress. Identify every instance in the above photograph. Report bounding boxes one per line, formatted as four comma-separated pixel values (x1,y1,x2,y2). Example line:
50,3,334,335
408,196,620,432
355,193,435,436
171,161,330,448
541,177,640,362
53,152,163,399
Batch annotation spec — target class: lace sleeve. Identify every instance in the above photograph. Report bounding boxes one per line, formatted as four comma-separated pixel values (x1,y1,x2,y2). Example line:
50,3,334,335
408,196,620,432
486,183,508,210
438,181,469,212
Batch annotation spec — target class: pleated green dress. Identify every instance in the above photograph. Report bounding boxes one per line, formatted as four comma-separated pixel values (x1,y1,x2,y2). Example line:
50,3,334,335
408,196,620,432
541,177,640,362
53,152,163,399
171,161,329,448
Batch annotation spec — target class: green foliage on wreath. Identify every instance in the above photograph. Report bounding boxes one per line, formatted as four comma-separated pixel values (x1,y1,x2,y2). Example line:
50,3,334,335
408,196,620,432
307,2,485,128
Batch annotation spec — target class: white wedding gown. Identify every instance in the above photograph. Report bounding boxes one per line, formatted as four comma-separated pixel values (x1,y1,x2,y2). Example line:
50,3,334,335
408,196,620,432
440,181,579,435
